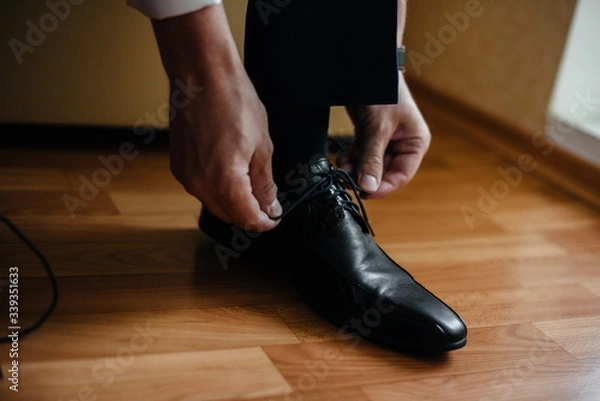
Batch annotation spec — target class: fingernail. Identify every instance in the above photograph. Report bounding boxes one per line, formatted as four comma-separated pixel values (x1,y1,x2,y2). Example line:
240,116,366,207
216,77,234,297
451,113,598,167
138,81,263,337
267,198,282,218
361,174,379,193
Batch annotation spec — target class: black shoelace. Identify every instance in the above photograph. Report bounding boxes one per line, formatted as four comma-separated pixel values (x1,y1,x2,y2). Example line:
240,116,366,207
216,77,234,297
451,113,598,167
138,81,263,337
0,216,59,379
270,166,375,236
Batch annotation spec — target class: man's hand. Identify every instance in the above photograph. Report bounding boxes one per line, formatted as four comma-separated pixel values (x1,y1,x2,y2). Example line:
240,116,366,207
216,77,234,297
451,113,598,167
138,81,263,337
152,5,281,232
169,70,281,232
337,73,431,199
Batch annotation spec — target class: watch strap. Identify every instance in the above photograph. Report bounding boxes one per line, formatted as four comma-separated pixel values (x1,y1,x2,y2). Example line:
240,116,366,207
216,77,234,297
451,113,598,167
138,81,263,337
397,45,406,73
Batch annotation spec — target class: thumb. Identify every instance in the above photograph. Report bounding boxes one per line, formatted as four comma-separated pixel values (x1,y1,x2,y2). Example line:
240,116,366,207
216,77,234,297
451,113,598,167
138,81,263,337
249,145,282,219
356,133,387,194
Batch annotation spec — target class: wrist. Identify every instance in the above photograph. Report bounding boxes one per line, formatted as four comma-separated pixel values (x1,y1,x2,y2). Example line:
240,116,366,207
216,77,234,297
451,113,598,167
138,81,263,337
151,4,243,87
397,0,407,45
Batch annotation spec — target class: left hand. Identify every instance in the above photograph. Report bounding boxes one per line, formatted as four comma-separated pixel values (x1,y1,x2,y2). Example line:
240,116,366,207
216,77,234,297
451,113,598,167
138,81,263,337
337,73,431,199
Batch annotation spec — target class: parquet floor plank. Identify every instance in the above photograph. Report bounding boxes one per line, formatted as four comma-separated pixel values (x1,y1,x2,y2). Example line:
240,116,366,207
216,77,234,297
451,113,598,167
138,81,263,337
1,115,599,400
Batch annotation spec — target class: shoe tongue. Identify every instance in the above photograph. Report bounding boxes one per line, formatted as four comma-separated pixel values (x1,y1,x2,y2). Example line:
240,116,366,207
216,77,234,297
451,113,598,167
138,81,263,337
280,156,370,234
308,157,371,234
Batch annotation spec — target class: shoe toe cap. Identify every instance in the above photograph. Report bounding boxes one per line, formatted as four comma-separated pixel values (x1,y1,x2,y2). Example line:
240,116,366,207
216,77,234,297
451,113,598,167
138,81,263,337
375,283,467,351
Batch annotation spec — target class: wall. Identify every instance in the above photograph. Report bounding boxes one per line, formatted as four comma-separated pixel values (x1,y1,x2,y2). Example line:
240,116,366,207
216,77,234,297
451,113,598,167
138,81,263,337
403,0,577,135
549,0,600,126
0,0,251,128
0,0,577,137
0,0,351,132
1,0,166,126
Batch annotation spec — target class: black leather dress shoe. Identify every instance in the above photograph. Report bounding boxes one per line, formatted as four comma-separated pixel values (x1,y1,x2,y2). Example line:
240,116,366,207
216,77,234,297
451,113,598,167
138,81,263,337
200,156,467,353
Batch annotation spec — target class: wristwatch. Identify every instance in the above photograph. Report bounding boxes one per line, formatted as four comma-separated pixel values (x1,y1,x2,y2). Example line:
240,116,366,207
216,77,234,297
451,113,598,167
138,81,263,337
397,45,406,73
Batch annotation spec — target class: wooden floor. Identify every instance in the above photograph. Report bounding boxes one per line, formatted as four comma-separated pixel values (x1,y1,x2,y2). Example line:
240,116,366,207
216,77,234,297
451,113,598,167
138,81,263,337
1,112,599,400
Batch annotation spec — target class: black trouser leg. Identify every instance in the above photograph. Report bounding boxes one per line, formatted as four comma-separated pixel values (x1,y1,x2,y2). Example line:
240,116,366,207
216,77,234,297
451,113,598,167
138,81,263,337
264,104,330,188
243,0,396,188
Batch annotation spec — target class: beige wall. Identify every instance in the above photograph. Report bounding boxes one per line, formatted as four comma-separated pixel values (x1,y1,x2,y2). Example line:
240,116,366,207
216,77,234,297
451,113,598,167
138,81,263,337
1,0,167,126
403,0,577,135
0,0,351,131
0,0,576,137
0,0,245,128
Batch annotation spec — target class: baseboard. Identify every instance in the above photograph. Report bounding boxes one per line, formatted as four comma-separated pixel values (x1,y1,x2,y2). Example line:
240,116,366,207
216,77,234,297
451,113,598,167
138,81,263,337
0,123,170,150
3,103,599,210
407,78,600,210
546,115,600,168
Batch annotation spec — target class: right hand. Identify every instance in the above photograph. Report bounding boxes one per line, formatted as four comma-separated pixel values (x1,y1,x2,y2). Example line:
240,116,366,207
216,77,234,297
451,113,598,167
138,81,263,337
169,72,282,232
152,5,281,232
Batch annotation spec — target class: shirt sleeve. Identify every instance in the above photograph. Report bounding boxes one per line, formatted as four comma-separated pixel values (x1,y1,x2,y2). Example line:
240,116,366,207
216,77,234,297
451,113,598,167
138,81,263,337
126,0,222,20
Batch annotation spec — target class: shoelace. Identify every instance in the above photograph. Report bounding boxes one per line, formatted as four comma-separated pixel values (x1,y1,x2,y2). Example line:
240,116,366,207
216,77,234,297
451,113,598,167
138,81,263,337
270,166,375,236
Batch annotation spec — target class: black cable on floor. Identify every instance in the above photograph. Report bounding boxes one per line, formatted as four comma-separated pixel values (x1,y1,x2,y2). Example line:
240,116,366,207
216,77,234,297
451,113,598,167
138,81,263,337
0,215,59,379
